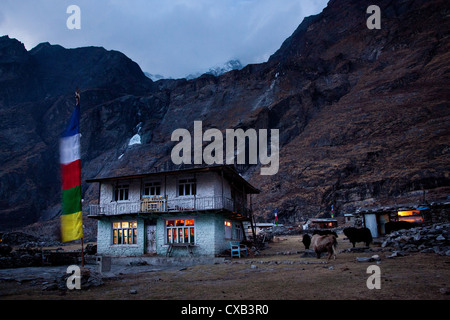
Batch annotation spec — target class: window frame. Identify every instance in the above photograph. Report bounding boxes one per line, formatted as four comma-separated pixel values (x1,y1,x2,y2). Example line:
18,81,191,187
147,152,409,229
177,177,197,197
165,218,195,244
142,180,162,198
114,184,130,202
224,220,232,239
112,220,137,245
224,220,244,240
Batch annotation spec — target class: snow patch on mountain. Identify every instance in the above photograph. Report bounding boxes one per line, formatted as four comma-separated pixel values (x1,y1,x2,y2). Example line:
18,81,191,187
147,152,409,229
128,122,143,146
144,72,172,81
186,59,244,80
128,134,141,146
145,60,244,81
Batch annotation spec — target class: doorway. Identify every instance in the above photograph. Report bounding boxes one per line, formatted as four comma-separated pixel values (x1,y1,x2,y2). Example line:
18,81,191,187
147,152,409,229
364,213,378,238
146,224,156,254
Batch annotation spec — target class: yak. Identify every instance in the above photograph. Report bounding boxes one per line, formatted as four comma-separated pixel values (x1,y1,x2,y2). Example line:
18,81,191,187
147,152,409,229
302,234,311,249
311,234,337,261
343,227,373,247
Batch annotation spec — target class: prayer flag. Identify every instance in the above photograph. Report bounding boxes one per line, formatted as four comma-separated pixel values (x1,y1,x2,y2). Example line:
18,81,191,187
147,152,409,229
60,93,83,242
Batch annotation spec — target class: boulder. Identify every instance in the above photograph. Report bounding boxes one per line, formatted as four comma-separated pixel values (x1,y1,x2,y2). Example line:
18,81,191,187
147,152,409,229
58,267,104,290
356,255,380,262
356,257,373,262
386,251,407,258
301,249,317,258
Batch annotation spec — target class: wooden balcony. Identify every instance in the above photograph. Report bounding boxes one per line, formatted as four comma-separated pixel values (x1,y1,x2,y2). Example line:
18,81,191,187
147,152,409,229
89,195,237,217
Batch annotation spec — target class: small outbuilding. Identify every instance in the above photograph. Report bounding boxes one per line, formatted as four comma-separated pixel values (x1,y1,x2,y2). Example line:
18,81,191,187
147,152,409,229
304,218,338,230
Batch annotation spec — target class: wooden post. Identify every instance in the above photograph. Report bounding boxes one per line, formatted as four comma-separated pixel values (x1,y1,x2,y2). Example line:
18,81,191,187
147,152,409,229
194,172,196,210
249,194,257,243
98,182,102,205
80,237,85,267
78,87,85,268
221,167,224,208
164,175,167,211
242,183,245,216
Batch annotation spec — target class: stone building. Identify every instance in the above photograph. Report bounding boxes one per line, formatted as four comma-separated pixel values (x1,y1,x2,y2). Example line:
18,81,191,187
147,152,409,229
87,165,259,257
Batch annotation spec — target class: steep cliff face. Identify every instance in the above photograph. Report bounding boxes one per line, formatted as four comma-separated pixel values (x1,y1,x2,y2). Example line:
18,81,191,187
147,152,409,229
1,0,449,232
101,0,450,223
249,0,450,221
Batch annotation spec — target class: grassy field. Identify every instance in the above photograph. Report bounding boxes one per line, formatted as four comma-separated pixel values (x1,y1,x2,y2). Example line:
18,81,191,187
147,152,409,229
1,235,449,300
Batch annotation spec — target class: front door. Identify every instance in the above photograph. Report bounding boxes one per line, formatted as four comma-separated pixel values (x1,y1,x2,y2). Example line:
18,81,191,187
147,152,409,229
146,225,156,253
365,213,378,238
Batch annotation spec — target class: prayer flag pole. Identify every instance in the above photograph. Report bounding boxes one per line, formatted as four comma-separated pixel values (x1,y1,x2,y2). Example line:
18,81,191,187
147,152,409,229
76,88,85,268
60,88,84,266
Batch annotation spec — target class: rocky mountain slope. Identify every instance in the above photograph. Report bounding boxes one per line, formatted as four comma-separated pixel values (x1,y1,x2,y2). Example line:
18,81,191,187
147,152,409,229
1,0,449,234
0,38,156,230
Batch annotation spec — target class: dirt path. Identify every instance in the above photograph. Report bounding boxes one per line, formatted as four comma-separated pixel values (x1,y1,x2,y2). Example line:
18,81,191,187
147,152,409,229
0,235,449,300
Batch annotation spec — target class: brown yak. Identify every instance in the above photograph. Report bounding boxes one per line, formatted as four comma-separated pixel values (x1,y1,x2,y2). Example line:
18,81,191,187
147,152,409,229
310,234,337,261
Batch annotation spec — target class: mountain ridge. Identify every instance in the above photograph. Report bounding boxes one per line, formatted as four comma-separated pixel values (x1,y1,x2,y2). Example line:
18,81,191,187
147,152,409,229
145,59,244,81
0,0,449,234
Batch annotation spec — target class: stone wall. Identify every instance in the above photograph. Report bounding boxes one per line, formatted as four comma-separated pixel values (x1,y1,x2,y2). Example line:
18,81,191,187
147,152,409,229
381,223,450,256
156,213,229,257
96,212,244,257
97,217,145,256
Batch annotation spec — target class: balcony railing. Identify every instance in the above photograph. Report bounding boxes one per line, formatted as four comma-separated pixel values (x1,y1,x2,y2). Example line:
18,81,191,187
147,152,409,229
89,195,235,216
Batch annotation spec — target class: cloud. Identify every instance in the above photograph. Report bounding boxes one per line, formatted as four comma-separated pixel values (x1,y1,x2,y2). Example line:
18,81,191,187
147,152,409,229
0,0,328,78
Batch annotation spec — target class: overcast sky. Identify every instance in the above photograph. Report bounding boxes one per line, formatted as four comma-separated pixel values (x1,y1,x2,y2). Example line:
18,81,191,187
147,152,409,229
1,0,328,78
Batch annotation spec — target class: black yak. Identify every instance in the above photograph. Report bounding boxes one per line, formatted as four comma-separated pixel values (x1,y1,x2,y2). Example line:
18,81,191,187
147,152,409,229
343,227,373,247
302,234,311,249
311,234,337,261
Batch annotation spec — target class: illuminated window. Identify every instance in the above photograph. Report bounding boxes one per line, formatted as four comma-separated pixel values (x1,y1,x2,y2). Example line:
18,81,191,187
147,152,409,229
225,220,232,239
112,221,137,245
178,178,196,196
166,219,195,244
398,210,419,217
398,210,423,223
114,184,129,201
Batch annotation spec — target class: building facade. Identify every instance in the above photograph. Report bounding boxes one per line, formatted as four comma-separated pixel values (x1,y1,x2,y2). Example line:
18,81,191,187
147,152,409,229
87,165,259,257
